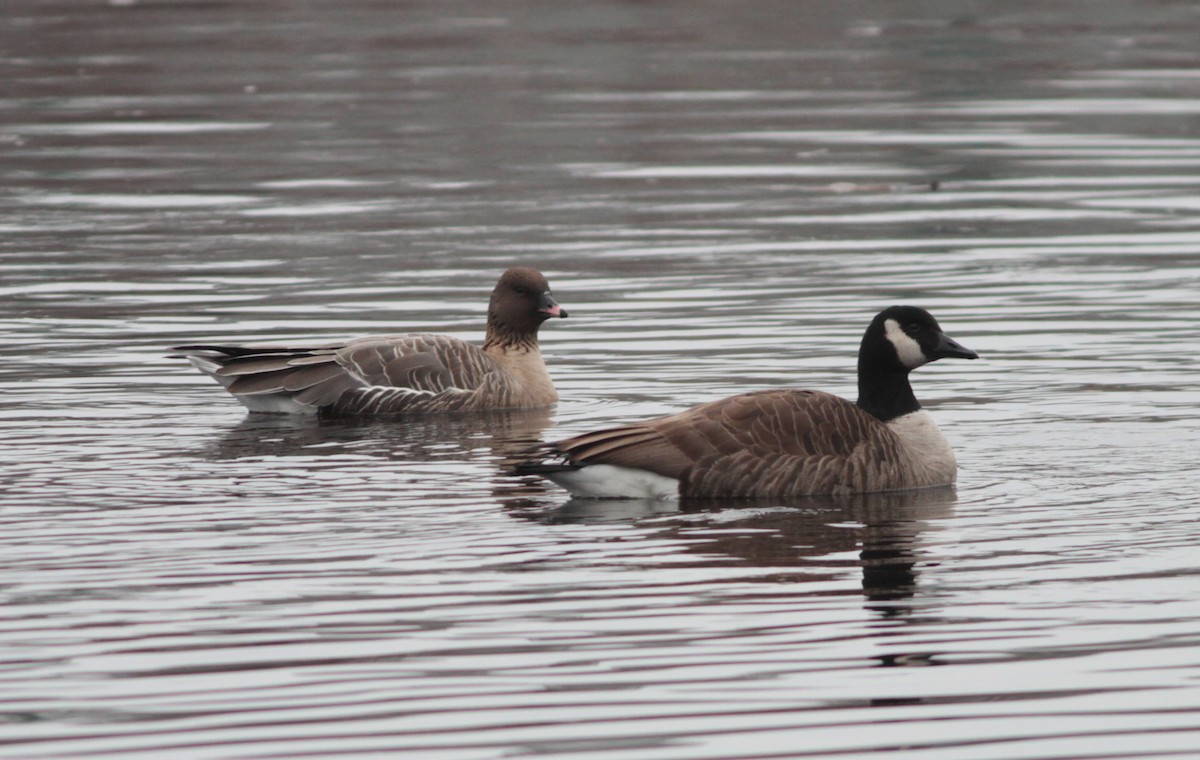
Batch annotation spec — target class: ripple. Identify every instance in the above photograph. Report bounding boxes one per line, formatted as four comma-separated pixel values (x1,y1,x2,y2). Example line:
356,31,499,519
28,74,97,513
10,121,272,135
569,163,926,179
3,0,1200,758
17,193,259,208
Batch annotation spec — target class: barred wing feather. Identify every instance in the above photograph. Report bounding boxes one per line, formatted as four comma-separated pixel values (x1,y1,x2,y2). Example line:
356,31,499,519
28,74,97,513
557,390,911,498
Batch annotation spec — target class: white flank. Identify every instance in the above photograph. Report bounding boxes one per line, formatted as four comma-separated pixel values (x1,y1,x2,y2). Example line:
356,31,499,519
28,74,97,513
545,464,681,500
884,318,927,369
886,410,957,486
237,395,317,414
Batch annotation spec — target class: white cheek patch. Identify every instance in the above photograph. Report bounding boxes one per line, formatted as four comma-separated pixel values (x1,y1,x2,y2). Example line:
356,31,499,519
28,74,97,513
884,318,927,369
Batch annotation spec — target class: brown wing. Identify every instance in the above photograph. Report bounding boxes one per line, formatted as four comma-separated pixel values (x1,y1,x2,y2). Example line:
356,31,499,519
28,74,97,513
558,389,907,498
322,335,502,414
335,336,493,390
202,335,500,411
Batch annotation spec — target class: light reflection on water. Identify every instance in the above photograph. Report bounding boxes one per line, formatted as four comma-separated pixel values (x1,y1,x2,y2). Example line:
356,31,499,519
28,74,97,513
3,0,1200,758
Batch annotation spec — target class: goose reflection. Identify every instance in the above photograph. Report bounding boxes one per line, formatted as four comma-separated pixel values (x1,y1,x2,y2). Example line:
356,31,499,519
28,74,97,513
193,407,556,481
504,486,955,614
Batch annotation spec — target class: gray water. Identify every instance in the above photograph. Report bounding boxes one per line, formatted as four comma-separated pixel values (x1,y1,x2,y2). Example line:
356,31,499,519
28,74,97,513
3,1,1200,757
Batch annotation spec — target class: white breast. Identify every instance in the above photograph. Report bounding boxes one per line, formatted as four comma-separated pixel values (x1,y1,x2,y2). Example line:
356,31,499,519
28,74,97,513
885,410,958,487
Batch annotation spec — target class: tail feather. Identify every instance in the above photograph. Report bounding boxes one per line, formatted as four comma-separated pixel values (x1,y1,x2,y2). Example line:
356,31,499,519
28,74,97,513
174,344,354,410
512,460,582,476
172,344,295,358
226,370,294,396
214,355,317,377
510,444,580,476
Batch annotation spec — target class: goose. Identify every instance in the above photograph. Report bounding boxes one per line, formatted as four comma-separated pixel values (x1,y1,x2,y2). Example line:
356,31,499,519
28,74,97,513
515,306,976,499
174,266,568,415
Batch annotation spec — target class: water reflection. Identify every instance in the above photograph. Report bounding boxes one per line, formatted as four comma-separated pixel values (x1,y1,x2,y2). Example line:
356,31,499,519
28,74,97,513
6,0,1200,757
199,406,555,462
507,487,955,615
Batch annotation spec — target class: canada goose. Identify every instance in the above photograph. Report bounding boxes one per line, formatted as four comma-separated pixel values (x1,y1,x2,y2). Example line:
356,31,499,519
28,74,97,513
515,306,976,499
174,266,567,415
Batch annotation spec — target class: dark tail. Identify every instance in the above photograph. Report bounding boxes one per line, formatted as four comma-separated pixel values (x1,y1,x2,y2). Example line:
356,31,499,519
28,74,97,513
509,443,580,476
171,345,309,357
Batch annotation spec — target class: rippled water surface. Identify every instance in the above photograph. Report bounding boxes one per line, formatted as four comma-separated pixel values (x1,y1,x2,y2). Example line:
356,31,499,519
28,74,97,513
4,1,1200,757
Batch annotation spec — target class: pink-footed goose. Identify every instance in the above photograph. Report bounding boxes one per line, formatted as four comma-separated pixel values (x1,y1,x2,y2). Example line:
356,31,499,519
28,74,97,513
174,266,567,415
516,306,977,499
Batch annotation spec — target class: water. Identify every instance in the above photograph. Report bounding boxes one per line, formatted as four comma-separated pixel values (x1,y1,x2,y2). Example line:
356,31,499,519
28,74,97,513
3,1,1200,757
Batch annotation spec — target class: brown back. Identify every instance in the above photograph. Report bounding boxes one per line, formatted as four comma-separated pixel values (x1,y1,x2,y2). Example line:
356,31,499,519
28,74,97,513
558,389,919,498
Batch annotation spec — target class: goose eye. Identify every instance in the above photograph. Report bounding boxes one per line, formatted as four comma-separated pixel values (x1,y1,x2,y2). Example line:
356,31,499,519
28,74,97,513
906,322,924,334
515,286,529,295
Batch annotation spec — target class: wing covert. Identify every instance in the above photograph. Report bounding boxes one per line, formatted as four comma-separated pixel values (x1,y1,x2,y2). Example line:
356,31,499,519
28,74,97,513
558,389,901,498
336,335,497,393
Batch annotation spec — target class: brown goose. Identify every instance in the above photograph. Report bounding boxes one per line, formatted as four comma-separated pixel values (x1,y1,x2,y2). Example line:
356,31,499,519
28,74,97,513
516,306,976,499
174,266,567,415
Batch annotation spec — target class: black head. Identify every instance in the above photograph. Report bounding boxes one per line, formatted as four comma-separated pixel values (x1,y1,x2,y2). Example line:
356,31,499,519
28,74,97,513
862,305,977,372
856,306,977,421
486,267,568,346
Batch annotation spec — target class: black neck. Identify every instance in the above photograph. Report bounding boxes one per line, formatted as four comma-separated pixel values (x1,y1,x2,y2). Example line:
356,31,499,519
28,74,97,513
856,357,920,422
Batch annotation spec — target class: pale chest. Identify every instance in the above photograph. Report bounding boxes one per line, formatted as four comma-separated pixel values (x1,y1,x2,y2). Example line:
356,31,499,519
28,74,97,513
490,346,558,407
884,410,958,487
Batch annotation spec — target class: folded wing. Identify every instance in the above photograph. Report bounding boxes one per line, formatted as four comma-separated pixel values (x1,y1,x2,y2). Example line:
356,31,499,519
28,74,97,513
176,335,500,414
556,390,908,498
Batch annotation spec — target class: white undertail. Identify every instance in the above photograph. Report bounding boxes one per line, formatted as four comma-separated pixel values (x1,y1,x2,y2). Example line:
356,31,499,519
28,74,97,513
544,464,680,500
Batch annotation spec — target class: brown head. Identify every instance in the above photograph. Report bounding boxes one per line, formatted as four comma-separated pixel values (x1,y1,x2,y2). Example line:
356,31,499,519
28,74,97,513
483,266,568,349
